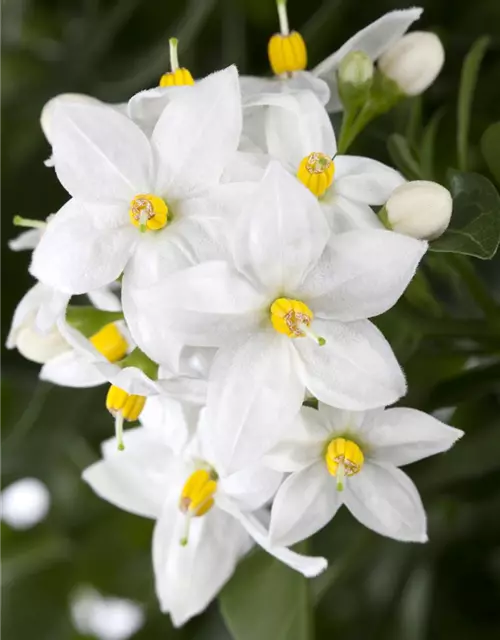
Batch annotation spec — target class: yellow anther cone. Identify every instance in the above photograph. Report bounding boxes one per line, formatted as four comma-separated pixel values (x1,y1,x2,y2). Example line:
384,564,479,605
270,298,314,338
268,0,307,75
90,323,128,363
325,438,364,478
129,194,168,232
106,385,146,422
297,153,335,198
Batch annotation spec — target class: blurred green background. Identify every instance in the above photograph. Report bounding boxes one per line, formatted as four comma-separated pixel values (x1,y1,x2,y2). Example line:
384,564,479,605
2,1,500,639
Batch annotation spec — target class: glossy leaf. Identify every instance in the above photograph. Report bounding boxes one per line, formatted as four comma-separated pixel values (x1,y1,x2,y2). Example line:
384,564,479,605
430,171,500,259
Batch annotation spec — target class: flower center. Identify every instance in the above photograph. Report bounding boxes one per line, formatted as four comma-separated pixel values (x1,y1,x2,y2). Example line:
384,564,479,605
159,37,195,87
270,298,326,345
178,469,218,546
268,0,307,76
297,152,335,198
106,385,146,450
129,194,168,233
90,323,128,363
325,437,364,491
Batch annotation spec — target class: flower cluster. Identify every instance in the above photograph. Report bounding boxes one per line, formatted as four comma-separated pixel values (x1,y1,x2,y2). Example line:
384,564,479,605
8,3,462,628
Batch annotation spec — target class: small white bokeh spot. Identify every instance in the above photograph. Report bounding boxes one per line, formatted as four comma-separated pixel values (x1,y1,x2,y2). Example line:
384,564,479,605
71,586,145,640
0,477,51,530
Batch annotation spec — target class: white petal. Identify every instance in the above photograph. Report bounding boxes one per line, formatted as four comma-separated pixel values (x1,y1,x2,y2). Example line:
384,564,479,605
241,72,330,108
50,101,153,200
127,85,186,137
87,285,122,312
6,283,56,348
270,462,341,547
206,332,305,474
321,194,384,232
232,163,330,293
152,66,242,198
219,465,283,511
30,199,136,294
300,230,427,321
295,319,406,409
264,91,336,167
225,504,327,578
334,156,405,204
124,261,266,354
361,407,464,467
153,502,250,627
264,406,330,472
344,461,427,542
8,228,43,251
82,429,174,519
140,395,199,455
40,351,106,387
313,8,423,111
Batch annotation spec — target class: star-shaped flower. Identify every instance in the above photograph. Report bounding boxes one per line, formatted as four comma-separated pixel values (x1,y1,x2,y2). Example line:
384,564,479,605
83,415,327,626
267,402,463,545
30,66,245,300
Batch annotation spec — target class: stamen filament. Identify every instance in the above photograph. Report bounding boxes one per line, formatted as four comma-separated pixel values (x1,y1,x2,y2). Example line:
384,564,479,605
169,37,179,72
299,322,326,346
336,461,345,491
277,0,289,35
13,215,46,230
115,412,125,451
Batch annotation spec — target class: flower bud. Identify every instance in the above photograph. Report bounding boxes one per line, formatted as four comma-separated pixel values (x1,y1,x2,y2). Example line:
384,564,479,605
378,32,444,96
381,181,453,240
338,50,374,107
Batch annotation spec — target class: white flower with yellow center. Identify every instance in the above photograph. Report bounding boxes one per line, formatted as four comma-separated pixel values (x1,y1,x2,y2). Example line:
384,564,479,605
267,402,463,546
6,282,128,388
261,89,405,232
240,5,422,112
83,415,327,627
125,163,426,472
30,65,244,297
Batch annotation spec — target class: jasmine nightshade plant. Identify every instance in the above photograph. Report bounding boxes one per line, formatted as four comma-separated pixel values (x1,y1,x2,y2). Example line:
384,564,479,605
126,163,426,472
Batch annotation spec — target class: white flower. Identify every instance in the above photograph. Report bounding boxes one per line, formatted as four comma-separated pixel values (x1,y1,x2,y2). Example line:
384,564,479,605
83,417,327,627
267,402,463,546
383,180,453,240
9,218,48,252
125,163,426,472
6,281,131,389
378,32,445,96
30,66,244,300
249,90,405,232
312,8,423,111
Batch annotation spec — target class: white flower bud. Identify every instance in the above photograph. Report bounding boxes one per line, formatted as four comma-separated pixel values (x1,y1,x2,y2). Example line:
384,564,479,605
15,324,69,364
339,50,374,87
378,32,445,96
383,180,453,240
338,50,374,109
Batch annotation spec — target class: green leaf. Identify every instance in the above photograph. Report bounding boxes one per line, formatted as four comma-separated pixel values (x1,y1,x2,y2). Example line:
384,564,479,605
219,549,312,640
457,36,490,171
481,121,500,186
387,134,423,180
430,170,500,259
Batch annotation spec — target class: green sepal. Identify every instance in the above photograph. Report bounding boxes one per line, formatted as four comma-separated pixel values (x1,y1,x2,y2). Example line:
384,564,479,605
118,348,159,380
66,306,124,338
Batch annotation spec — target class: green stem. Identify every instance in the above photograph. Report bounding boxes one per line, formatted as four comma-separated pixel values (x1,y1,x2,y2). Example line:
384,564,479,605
337,107,359,155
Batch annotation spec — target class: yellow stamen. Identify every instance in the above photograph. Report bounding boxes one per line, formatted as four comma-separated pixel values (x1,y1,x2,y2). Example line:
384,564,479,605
270,298,326,345
106,385,146,450
129,194,168,232
178,469,218,545
90,323,128,363
268,1,307,75
159,37,195,87
325,438,364,491
297,152,335,198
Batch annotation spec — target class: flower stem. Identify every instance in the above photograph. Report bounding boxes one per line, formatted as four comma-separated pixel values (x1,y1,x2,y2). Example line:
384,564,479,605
169,37,179,71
